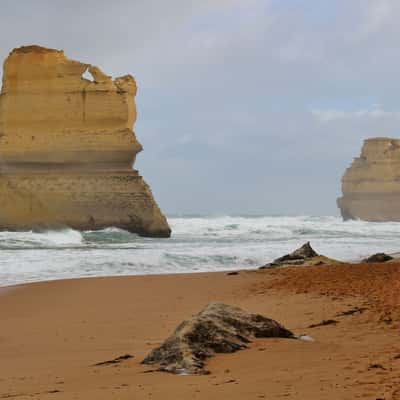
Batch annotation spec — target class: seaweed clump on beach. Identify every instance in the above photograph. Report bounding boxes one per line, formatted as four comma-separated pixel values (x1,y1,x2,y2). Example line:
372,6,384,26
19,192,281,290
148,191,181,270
142,302,294,374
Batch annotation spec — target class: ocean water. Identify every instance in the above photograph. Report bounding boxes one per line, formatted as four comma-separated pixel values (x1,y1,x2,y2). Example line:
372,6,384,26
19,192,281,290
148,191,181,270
1,215,400,287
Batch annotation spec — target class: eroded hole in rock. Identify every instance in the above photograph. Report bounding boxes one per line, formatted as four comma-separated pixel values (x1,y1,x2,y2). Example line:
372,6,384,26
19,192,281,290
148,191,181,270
81,67,93,82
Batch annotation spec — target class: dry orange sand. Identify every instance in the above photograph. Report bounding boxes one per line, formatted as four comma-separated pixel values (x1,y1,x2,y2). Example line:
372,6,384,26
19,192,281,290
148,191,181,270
0,264,399,399
267,262,400,322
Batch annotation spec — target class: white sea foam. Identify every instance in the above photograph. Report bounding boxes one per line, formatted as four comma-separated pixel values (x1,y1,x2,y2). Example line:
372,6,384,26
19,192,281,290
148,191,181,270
0,228,83,249
1,215,400,287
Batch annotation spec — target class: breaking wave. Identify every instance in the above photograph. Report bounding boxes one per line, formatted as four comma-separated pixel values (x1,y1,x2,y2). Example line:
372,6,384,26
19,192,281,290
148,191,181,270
1,215,400,286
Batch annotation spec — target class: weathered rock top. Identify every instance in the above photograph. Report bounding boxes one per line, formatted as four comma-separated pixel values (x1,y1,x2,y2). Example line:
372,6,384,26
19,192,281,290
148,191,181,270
3,45,136,95
0,45,141,169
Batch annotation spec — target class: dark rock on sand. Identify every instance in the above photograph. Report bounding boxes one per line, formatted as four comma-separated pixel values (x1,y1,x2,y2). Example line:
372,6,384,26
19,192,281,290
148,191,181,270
259,242,339,269
274,242,318,263
363,253,393,263
142,302,294,374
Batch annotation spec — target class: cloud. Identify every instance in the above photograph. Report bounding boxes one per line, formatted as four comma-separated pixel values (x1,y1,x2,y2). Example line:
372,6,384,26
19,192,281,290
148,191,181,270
311,106,400,123
357,0,395,39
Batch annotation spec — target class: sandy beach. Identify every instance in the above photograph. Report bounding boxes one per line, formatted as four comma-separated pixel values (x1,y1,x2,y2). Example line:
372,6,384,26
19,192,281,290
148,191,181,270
0,263,399,399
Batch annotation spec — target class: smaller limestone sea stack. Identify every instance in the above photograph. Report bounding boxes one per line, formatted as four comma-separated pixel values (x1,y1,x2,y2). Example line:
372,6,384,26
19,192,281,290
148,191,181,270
338,138,400,222
0,45,170,237
142,303,294,374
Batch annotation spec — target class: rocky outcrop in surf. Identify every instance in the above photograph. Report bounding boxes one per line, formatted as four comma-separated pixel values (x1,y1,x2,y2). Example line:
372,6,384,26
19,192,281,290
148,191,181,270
363,253,393,263
260,242,339,268
338,138,400,222
142,302,294,374
0,45,170,237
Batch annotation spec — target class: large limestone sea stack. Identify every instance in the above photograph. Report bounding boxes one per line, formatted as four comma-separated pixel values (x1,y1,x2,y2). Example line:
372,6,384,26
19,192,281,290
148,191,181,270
0,45,170,237
338,137,400,221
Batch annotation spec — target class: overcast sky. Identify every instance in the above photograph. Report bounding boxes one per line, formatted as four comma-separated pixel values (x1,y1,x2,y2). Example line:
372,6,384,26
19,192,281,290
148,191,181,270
1,0,399,215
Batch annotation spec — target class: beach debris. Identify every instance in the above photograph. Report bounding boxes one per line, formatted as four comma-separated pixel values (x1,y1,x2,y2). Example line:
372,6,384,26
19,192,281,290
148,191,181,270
93,354,133,366
226,271,239,276
368,363,386,370
213,379,238,386
142,302,294,374
381,315,393,325
363,253,393,263
336,307,367,317
259,242,339,269
307,319,339,328
297,335,315,342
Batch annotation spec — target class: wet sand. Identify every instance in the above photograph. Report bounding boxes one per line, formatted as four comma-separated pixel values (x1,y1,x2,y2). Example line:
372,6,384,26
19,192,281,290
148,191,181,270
0,263,399,399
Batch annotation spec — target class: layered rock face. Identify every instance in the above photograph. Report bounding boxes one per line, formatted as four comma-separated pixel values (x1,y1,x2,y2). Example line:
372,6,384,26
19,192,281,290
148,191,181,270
0,45,170,237
338,137,400,222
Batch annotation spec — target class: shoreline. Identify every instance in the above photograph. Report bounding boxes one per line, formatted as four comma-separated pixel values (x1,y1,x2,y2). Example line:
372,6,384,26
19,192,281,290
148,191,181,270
0,263,399,398
1,247,398,290
0,268,249,290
